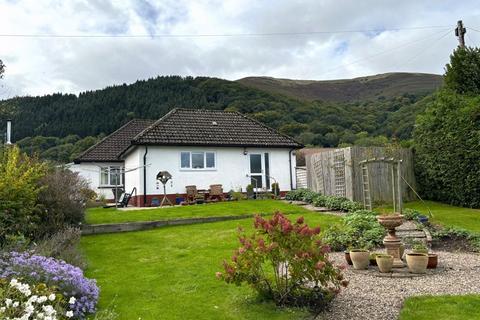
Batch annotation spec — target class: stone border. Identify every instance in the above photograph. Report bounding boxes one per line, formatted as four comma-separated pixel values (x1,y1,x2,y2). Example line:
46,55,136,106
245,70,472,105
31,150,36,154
351,266,447,278
81,214,265,235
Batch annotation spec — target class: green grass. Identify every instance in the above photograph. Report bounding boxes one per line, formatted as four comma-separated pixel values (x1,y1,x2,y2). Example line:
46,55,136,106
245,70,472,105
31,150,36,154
399,295,480,320
81,213,340,320
86,200,312,224
378,200,480,233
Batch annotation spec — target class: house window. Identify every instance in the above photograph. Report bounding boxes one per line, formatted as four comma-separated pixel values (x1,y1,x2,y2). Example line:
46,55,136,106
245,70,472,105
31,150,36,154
180,151,216,170
100,166,124,186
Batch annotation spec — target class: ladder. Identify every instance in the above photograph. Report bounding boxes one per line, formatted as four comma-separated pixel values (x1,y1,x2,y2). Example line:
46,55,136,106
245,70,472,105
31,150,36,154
361,164,372,210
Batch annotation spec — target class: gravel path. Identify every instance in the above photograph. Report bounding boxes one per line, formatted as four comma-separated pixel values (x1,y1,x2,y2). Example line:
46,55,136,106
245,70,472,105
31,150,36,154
319,251,480,320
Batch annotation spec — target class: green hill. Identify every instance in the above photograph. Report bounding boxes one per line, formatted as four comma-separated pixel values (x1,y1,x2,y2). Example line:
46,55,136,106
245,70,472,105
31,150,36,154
237,72,443,102
0,73,439,162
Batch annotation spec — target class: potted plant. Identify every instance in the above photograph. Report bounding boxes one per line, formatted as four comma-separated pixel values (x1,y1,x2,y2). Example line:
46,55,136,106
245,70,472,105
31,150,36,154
344,250,353,265
349,249,370,270
411,241,429,254
246,184,255,199
427,253,438,269
375,254,394,273
406,253,428,273
369,253,380,266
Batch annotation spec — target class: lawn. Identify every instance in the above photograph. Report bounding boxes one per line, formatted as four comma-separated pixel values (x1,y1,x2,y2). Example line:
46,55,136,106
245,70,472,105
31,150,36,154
379,200,480,233
399,295,480,320
81,213,340,320
86,200,312,224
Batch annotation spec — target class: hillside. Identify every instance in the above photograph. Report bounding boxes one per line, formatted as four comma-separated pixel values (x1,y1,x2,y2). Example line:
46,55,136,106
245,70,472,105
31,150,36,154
237,72,443,102
0,74,438,162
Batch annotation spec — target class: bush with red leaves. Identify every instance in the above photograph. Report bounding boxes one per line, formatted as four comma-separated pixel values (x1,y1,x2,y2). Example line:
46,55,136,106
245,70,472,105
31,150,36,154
217,213,347,312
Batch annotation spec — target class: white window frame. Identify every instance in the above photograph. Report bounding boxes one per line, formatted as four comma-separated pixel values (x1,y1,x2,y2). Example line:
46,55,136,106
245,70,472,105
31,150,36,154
180,151,216,171
99,166,124,187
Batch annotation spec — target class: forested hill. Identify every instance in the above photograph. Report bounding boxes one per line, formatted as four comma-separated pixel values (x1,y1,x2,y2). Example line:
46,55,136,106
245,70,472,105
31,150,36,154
0,73,440,162
237,72,443,102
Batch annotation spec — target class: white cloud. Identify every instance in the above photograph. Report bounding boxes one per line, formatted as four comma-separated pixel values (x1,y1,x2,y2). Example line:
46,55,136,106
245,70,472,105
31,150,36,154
0,0,479,97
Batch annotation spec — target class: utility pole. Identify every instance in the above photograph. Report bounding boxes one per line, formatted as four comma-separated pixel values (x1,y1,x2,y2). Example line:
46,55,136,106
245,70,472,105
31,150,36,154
455,20,466,48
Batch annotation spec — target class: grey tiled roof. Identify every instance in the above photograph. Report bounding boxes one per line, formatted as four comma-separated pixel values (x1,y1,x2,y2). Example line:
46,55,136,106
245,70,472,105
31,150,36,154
74,119,154,163
132,108,303,148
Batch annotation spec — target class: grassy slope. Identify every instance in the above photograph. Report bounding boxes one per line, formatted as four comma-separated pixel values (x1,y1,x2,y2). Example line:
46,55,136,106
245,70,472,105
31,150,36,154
81,213,340,320
400,295,480,320
85,200,312,224
237,73,442,102
381,200,480,233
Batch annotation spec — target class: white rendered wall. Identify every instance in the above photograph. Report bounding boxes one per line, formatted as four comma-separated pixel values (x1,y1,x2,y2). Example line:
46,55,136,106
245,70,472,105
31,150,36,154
68,162,123,200
124,145,297,196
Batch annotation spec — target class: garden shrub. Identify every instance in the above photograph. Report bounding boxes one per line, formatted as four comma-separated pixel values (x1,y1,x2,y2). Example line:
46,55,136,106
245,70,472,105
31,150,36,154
0,277,76,319
0,146,47,246
33,227,86,269
402,208,422,221
217,213,347,311
0,252,99,319
414,91,480,208
322,210,385,251
312,195,328,207
284,189,310,201
36,168,94,238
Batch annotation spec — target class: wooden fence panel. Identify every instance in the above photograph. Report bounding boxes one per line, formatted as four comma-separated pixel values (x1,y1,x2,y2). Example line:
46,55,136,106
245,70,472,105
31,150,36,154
306,146,416,203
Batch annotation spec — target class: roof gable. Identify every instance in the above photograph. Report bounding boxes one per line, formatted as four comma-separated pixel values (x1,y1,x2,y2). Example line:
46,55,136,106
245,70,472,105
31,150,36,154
74,119,154,163
132,108,303,148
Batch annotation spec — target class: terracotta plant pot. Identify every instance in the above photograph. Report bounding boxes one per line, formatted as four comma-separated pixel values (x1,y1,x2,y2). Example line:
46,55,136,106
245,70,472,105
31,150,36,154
406,253,428,274
344,251,353,265
427,254,438,269
376,254,394,273
350,249,370,270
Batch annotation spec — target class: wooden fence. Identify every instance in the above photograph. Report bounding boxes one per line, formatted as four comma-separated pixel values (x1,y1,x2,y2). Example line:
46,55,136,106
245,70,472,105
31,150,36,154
306,146,417,203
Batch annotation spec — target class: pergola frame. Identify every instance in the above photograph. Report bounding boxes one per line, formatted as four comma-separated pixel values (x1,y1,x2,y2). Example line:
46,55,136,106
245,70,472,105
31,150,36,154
359,157,403,213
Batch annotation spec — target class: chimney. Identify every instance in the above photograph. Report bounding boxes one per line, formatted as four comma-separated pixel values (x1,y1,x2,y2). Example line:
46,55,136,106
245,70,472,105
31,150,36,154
5,120,12,145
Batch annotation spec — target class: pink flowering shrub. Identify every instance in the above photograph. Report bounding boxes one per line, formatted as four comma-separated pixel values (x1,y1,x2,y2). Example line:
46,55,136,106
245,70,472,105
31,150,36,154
217,213,348,311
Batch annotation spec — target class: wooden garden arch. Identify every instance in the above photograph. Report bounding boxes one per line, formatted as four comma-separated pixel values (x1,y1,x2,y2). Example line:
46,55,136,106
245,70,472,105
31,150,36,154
359,157,403,213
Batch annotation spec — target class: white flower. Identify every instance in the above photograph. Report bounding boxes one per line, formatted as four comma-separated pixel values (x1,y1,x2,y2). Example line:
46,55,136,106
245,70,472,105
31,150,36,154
28,295,38,304
48,294,56,301
0,306,5,312
66,311,74,318
38,296,48,303
12,301,19,308
9,279,18,287
68,297,76,305
37,312,45,319
5,298,12,307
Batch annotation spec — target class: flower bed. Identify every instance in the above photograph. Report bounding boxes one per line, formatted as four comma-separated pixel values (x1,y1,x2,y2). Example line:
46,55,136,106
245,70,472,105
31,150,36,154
285,189,362,212
0,277,75,319
0,252,99,319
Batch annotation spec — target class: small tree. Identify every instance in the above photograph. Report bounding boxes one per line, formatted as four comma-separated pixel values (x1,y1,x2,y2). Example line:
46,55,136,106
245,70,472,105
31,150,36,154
217,213,347,311
0,146,47,245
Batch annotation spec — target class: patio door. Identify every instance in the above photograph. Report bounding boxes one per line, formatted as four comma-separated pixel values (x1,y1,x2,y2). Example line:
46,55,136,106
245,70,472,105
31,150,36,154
249,153,270,190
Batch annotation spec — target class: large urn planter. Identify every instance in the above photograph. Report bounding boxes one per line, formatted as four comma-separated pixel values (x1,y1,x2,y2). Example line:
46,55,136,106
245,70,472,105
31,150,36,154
427,253,438,269
406,253,428,273
377,213,405,268
350,249,370,270
376,254,394,273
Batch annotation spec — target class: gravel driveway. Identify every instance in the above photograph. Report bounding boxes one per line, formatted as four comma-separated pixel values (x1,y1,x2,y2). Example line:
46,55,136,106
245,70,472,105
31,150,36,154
319,251,480,320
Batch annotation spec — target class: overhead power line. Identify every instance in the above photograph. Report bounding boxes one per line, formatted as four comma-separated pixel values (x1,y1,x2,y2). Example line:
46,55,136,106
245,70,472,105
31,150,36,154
0,25,452,39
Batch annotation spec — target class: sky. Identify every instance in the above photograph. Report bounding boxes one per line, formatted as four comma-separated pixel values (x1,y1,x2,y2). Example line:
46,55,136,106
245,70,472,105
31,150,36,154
0,0,479,98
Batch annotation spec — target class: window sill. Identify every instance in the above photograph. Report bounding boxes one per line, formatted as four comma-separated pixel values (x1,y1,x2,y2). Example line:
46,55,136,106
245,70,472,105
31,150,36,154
179,168,217,172
98,185,125,189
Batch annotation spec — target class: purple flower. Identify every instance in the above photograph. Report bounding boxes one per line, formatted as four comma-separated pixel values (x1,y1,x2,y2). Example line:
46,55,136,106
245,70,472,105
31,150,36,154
0,251,99,319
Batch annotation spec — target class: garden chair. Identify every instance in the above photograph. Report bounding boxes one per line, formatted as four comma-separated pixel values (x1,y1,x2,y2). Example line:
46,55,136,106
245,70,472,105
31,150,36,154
186,185,198,203
209,184,224,201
